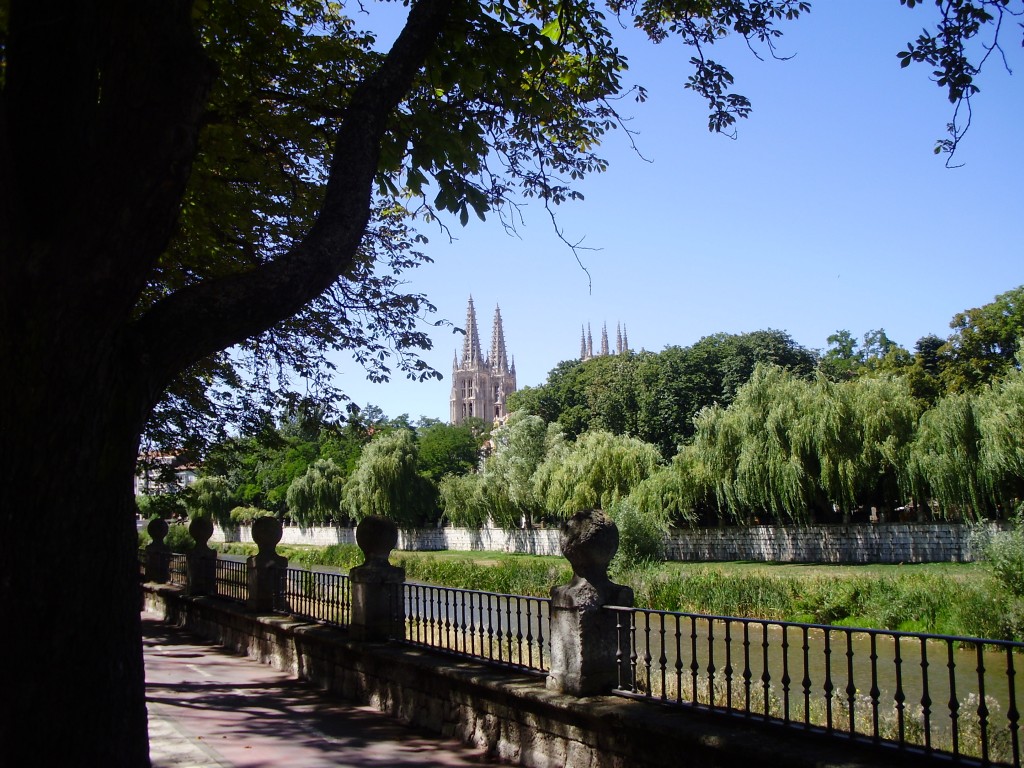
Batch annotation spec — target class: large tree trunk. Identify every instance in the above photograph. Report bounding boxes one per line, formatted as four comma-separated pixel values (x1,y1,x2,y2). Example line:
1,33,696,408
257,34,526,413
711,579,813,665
0,1,454,764
0,351,151,766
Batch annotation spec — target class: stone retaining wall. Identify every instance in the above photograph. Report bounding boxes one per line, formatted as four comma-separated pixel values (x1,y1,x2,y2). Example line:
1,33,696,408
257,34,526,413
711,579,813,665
213,522,1003,563
143,585,922,768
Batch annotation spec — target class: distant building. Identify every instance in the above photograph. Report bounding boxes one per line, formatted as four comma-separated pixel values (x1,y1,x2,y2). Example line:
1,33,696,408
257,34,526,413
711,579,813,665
450,296,516,425
580,322,629,361
135,452,198,496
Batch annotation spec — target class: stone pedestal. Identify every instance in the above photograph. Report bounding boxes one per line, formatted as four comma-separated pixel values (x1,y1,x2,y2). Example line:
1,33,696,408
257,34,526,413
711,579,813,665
350,516,406,642
186,516,217,596
547,509,633,697
246,516,287,612
145,517,170,583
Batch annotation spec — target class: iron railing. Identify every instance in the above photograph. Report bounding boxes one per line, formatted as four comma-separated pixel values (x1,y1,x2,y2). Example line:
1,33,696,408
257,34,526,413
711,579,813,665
142,548,1024,765
403,583,550,674
167,553,188,587
607,606,1023,767
276,567,350,627
214,558,248,602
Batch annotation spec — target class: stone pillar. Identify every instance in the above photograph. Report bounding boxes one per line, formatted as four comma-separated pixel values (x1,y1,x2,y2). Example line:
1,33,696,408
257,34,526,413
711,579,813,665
185,516,217,596
246,516,287,612
350,516,405,642
144,517,170,583
547,509,633,697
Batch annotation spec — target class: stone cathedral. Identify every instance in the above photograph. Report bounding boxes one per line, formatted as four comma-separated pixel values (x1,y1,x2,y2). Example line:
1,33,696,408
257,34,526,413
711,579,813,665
450,296,517,426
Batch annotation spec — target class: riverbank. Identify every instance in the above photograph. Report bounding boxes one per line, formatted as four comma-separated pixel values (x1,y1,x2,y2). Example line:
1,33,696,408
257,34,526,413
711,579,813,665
210,541,1015,641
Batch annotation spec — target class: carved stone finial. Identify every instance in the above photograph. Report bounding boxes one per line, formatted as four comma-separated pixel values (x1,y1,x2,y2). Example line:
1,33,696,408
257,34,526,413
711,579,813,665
560,509,618,588
147,517,169,546
189,516,214,551
252,516,284,559
356,516,399,567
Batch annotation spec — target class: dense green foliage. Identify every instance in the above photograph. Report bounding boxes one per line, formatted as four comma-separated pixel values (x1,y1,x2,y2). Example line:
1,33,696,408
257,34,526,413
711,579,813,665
509,329,818,456
173,286,1023,531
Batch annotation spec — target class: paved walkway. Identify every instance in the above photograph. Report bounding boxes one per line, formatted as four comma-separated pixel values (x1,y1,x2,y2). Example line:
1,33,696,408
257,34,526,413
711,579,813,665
143,612,497,767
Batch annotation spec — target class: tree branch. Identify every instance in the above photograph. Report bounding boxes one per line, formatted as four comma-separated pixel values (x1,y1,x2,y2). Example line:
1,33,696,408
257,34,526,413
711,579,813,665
132,0,456,397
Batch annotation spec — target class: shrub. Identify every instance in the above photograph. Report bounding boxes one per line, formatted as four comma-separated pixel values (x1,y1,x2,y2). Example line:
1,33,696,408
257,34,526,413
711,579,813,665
163,522,195,552
229,506,274,524
982,514,1024,598
608,498,666,568
136,493,186,520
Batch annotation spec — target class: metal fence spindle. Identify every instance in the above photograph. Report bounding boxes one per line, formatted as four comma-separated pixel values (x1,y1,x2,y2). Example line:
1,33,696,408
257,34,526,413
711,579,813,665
869,632,881,740
948,639,960,759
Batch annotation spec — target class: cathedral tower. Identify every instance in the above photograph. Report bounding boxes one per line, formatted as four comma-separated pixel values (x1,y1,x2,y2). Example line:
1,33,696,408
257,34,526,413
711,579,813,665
450,297,517,425
580,321,630,361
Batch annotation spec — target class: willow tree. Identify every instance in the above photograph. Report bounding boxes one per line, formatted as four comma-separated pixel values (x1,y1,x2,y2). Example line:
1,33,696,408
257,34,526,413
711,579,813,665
690,366,820,522
286,459,348,526
438,472,492,528
2,0,1016,762
185,475,235,525
845,375,920,513
907,392,986,518
440,412,563,528
537,430,662,515
974,371,1024,514
342,430,433,525
908,373,1024,518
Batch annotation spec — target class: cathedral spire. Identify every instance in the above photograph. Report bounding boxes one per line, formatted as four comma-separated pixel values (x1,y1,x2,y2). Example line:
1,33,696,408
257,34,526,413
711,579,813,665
600,323,609,356
616,324,623,355
461,295,483,367
490,305,509,373
580,326,587,361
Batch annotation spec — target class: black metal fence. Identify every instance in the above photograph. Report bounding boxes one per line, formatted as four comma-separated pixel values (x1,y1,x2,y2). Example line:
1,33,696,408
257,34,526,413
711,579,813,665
607,606,1023,767
402,583,550,674
214,558,248,602
143,550,1024,766
167,553,187,587
276,567,350,627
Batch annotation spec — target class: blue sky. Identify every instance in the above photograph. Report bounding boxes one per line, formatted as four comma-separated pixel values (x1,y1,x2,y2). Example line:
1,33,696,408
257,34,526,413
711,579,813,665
328,1,1023,423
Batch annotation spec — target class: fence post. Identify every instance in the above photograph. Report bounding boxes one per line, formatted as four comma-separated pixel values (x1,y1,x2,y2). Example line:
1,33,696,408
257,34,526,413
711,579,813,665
246,517,287,612
144,518,170,583
185,516,217,596
547,509,633,697
350,516,405,642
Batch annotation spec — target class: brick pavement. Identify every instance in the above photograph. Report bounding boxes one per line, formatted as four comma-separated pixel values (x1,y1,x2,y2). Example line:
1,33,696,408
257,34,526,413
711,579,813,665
143,612,497,767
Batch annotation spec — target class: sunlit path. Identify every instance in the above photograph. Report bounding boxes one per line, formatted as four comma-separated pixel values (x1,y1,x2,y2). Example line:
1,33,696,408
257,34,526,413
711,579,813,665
143,611,497,767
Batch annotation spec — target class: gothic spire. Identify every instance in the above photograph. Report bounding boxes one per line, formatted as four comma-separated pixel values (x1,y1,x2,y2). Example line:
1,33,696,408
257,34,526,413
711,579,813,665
622,325,629,353
460,295,483,367
600,323,609,356
616,323,623,355
490,305,509,373
586,324,593,359
580,326,587,361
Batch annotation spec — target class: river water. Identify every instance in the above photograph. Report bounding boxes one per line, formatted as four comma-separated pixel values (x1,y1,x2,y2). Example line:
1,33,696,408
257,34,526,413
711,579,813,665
626,613,1021,760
